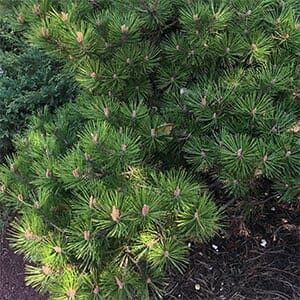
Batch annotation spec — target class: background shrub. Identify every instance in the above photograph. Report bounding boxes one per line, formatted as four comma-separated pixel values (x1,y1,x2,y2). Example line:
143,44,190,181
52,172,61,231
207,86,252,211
0,1,77,158
0,47,77,156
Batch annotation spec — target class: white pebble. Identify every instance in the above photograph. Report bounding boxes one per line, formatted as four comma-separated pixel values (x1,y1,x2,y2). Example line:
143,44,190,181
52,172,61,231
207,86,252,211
195,284,201,290
271,207,276,211
212,244,219,251
260,239,267,247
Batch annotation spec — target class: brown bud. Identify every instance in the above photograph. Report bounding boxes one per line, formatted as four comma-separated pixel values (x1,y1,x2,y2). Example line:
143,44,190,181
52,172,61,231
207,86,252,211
34,202,41,209
42,265,52,276
201,96,207,106
103,107,109,118
17,194,24,202
24,229,34,240
111,206,120,222
22,139,29,147
46,169,53,178
115,277,124,289
121,24,129,33
263,155,268,162
150,128,156,137
91,133,99,144
285,150,292,158
255,169,263,177
237,148,243,158
0,185,6,193
16,15,24,24
32,4,41,15
142,204,150,216
174,186,181,198
10,163,17,173
61,12,69,22
76,32,84,44
132,110,137,119
288,121,300,133
90,72,97,79
194,211,199,220
193,14,199,21
72,168,80,178
93,285,100,295
66,288,76,299
83,230,91,241
145,237,156,248
121,144,127,152
89,196,97,209
271,126,277,134
85,153,92,161
164,250,170,257
146,277,152,284
40,27,49,38
251,43,257,51
54,246,62,254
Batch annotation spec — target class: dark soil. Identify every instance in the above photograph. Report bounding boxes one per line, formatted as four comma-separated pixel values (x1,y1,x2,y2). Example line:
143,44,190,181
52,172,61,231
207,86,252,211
0,233,48,300
166,200,300,300
0,200,299,300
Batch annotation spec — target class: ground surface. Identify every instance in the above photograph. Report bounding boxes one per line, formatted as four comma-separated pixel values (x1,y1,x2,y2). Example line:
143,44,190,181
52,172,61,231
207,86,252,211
0,200,299,300
0,233,47,300
167,199,300,300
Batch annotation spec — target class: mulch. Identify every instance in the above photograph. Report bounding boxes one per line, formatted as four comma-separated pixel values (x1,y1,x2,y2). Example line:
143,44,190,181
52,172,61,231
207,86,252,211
0,200,299,300
0,233,48,300
166,200,300,300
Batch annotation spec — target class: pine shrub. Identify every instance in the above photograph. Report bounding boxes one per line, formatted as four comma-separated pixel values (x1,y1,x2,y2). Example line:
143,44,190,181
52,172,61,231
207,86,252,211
15,0,299,202
0,0,299,299
0,99,220,299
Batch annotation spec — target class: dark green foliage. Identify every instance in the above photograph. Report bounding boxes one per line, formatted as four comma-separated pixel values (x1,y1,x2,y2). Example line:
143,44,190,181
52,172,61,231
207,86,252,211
0,0,77,157
0,46,76,157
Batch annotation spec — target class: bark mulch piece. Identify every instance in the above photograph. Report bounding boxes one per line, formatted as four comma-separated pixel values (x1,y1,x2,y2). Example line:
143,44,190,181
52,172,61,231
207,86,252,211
166,200,300,300
0,233,48,300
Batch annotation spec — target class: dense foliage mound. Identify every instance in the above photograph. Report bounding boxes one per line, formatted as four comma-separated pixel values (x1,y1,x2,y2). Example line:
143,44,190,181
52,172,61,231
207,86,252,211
0,100,220,298
17,0,300,201
0,0,299,299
